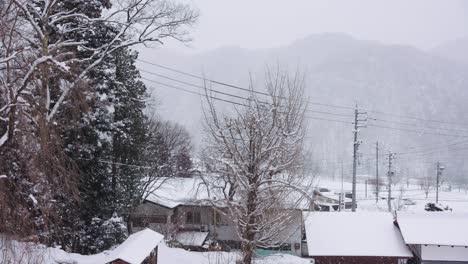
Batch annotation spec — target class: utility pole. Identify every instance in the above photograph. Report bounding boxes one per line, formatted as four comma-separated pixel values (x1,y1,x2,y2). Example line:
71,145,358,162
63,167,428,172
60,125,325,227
375,141,379,203
213,207,217,241
365,179,368,198
436,162,445,204
386,152,396,212
351,104,367,212
340,161,344,212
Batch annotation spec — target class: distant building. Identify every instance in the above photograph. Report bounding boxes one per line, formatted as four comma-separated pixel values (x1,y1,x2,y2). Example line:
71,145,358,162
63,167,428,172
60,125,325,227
302,212,413,263
106,228,163,264
313,189,353,211
396,212,468,264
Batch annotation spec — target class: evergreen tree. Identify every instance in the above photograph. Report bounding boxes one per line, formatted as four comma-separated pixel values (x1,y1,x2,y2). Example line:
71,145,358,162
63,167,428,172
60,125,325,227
60,48,147,253
109,48,148,226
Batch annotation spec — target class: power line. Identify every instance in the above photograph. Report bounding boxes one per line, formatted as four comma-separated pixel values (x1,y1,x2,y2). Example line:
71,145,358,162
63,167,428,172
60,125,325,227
367,109,468,128
137,58,355,110
367,123,468,138
140,76,247,102
140,73,353,118
397,139,468,156
370,116,468,133
77,158,153,169
141,70,468,138
137,58,468,128
142,79,352,125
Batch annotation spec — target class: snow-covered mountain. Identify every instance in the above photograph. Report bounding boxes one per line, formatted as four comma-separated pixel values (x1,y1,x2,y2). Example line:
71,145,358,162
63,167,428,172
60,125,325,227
432,36,468,65
137,33,468,181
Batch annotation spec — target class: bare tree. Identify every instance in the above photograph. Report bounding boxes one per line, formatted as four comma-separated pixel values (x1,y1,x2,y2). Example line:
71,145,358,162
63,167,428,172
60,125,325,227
420,173,433,199
392,184,407,212
158,120,193,155
203,69,313,264
0,0,198,150
134,118,194,222
146,117,194,176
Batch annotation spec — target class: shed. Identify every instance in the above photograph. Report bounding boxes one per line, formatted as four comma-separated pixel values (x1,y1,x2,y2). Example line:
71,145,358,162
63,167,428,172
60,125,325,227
396,212,468,263
106,228,164,264
303,212,413,263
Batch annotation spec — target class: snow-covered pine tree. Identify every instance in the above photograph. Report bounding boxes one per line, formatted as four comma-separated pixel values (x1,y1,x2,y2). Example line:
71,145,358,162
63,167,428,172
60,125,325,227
62,47,150,254
109,48,149,229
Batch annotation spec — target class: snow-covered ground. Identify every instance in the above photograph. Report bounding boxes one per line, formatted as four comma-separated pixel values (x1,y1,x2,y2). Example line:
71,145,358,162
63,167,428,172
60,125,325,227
159,243,309,264
0,239,308,264
2,177,466,264
315,177,468,213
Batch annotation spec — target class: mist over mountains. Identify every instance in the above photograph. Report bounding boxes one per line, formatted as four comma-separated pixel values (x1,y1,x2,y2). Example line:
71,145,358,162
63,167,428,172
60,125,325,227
137,33,468,182
432,36,468,65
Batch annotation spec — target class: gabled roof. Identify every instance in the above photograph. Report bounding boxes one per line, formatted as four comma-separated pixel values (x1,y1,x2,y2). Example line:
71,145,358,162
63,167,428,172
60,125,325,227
397,212,468,246
304,212,412,257
314,189,352,203
145,176,315,210
144,177,213,208
106,228,163,264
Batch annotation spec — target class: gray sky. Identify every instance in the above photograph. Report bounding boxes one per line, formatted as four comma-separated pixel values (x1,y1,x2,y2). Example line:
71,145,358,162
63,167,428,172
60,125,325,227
166,0,468,53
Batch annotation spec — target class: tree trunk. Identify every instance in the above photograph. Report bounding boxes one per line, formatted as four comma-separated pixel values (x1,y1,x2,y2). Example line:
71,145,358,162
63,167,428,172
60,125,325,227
242,244,253,264
38,36,50,154
242,182,258,264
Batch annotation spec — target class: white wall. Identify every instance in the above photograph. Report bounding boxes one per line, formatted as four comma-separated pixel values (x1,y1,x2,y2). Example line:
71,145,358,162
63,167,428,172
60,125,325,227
421,245,468,262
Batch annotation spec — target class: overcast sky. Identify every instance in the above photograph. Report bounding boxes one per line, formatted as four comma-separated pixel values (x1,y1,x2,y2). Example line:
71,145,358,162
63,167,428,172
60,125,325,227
165,0,468,53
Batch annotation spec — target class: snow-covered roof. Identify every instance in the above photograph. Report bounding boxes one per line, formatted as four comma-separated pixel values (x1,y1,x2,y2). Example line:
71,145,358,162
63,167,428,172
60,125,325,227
106,228,163,264
304,212,412,257
145,177,213,208
397,212,468,246
315,189,352,203
175,231,209,247
146,176,317,210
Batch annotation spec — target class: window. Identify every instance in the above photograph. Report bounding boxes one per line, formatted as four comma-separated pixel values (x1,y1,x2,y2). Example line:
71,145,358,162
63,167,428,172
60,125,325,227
148,215,167,224
186,211,201,224
186,212,193,224
193,211,201,224
132,215,166,227
132,217,145,227
132,217,151,227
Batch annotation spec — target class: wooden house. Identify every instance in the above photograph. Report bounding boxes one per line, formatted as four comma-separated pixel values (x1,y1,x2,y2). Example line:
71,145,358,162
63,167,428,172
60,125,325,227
131,176,304,256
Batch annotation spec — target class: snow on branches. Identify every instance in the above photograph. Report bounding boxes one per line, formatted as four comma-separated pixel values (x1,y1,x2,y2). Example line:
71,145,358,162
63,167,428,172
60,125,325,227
202,68,314,264
0,0,198,148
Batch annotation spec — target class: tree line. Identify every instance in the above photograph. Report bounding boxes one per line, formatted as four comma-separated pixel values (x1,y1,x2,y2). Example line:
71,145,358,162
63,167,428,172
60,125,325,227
0,0,197,254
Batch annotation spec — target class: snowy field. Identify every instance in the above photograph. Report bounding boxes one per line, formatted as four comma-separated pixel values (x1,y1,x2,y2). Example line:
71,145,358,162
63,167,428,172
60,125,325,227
315,177,468,213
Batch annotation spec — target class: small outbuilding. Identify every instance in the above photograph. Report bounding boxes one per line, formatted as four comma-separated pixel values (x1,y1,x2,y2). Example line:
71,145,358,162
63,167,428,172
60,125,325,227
396,212,468,263
303,212,413,264
106,228,164,264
